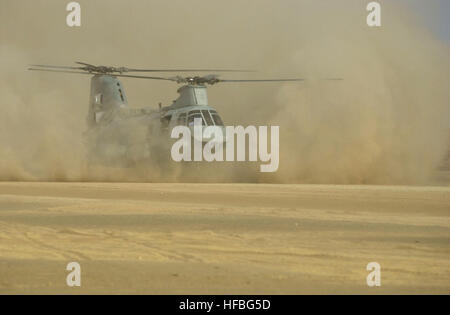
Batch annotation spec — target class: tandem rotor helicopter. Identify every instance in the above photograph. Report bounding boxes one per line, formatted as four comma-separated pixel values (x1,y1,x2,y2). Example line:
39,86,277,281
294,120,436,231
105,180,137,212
28,62,334,166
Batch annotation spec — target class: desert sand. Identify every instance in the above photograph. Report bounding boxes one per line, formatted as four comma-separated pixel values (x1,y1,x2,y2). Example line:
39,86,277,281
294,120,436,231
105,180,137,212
0,182,449,294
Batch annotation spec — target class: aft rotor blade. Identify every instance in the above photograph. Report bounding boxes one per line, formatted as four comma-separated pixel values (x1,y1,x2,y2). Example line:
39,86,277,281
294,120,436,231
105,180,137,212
112,74,175,81
34,63,254,73
75,61,254,73
28,68,175,81
30,64,85,70
28,68,94,75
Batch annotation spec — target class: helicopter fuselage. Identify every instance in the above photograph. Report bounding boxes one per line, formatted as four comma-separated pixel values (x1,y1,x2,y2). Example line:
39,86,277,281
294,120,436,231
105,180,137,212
84,75,226,165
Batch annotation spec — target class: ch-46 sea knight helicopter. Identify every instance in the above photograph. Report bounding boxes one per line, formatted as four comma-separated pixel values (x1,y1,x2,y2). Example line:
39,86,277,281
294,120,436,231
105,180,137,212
28,62,308,166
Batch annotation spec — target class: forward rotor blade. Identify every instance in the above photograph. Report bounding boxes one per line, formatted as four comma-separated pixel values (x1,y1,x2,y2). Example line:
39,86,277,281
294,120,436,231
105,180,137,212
219,78,305,83
28,69,334,85
75,61,96,67
125,69,255,73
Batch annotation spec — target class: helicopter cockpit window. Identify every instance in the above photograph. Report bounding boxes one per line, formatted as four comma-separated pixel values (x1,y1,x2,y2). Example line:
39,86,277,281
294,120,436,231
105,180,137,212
201,110,214,126
211,112,224,126
177,113,187,125
94,93,103,105
187,113,205,126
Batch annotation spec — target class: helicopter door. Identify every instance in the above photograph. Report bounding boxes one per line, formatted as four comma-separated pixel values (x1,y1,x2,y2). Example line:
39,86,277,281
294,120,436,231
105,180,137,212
95,111,105,123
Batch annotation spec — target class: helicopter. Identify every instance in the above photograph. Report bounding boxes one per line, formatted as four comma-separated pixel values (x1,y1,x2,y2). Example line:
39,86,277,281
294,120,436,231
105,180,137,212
28,62,309,166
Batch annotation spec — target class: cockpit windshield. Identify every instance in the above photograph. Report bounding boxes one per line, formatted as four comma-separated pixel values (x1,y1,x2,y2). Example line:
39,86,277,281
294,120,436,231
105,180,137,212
184,109,224,126
201,110,214,125
187,112,205,126
210,112,224,126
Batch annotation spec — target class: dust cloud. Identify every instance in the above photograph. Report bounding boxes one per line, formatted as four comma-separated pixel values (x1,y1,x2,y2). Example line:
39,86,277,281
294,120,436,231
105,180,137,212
0,0,448,184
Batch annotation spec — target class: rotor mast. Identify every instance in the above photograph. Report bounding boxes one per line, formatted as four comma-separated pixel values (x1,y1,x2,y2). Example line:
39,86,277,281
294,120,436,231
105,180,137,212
169,84,209,108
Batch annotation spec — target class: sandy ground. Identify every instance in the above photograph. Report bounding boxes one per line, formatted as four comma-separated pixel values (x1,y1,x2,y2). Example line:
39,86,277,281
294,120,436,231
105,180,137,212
0,182,449,294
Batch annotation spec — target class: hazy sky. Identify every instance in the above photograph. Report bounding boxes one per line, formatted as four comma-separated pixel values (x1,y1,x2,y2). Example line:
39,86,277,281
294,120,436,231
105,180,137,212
400,0,450,41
